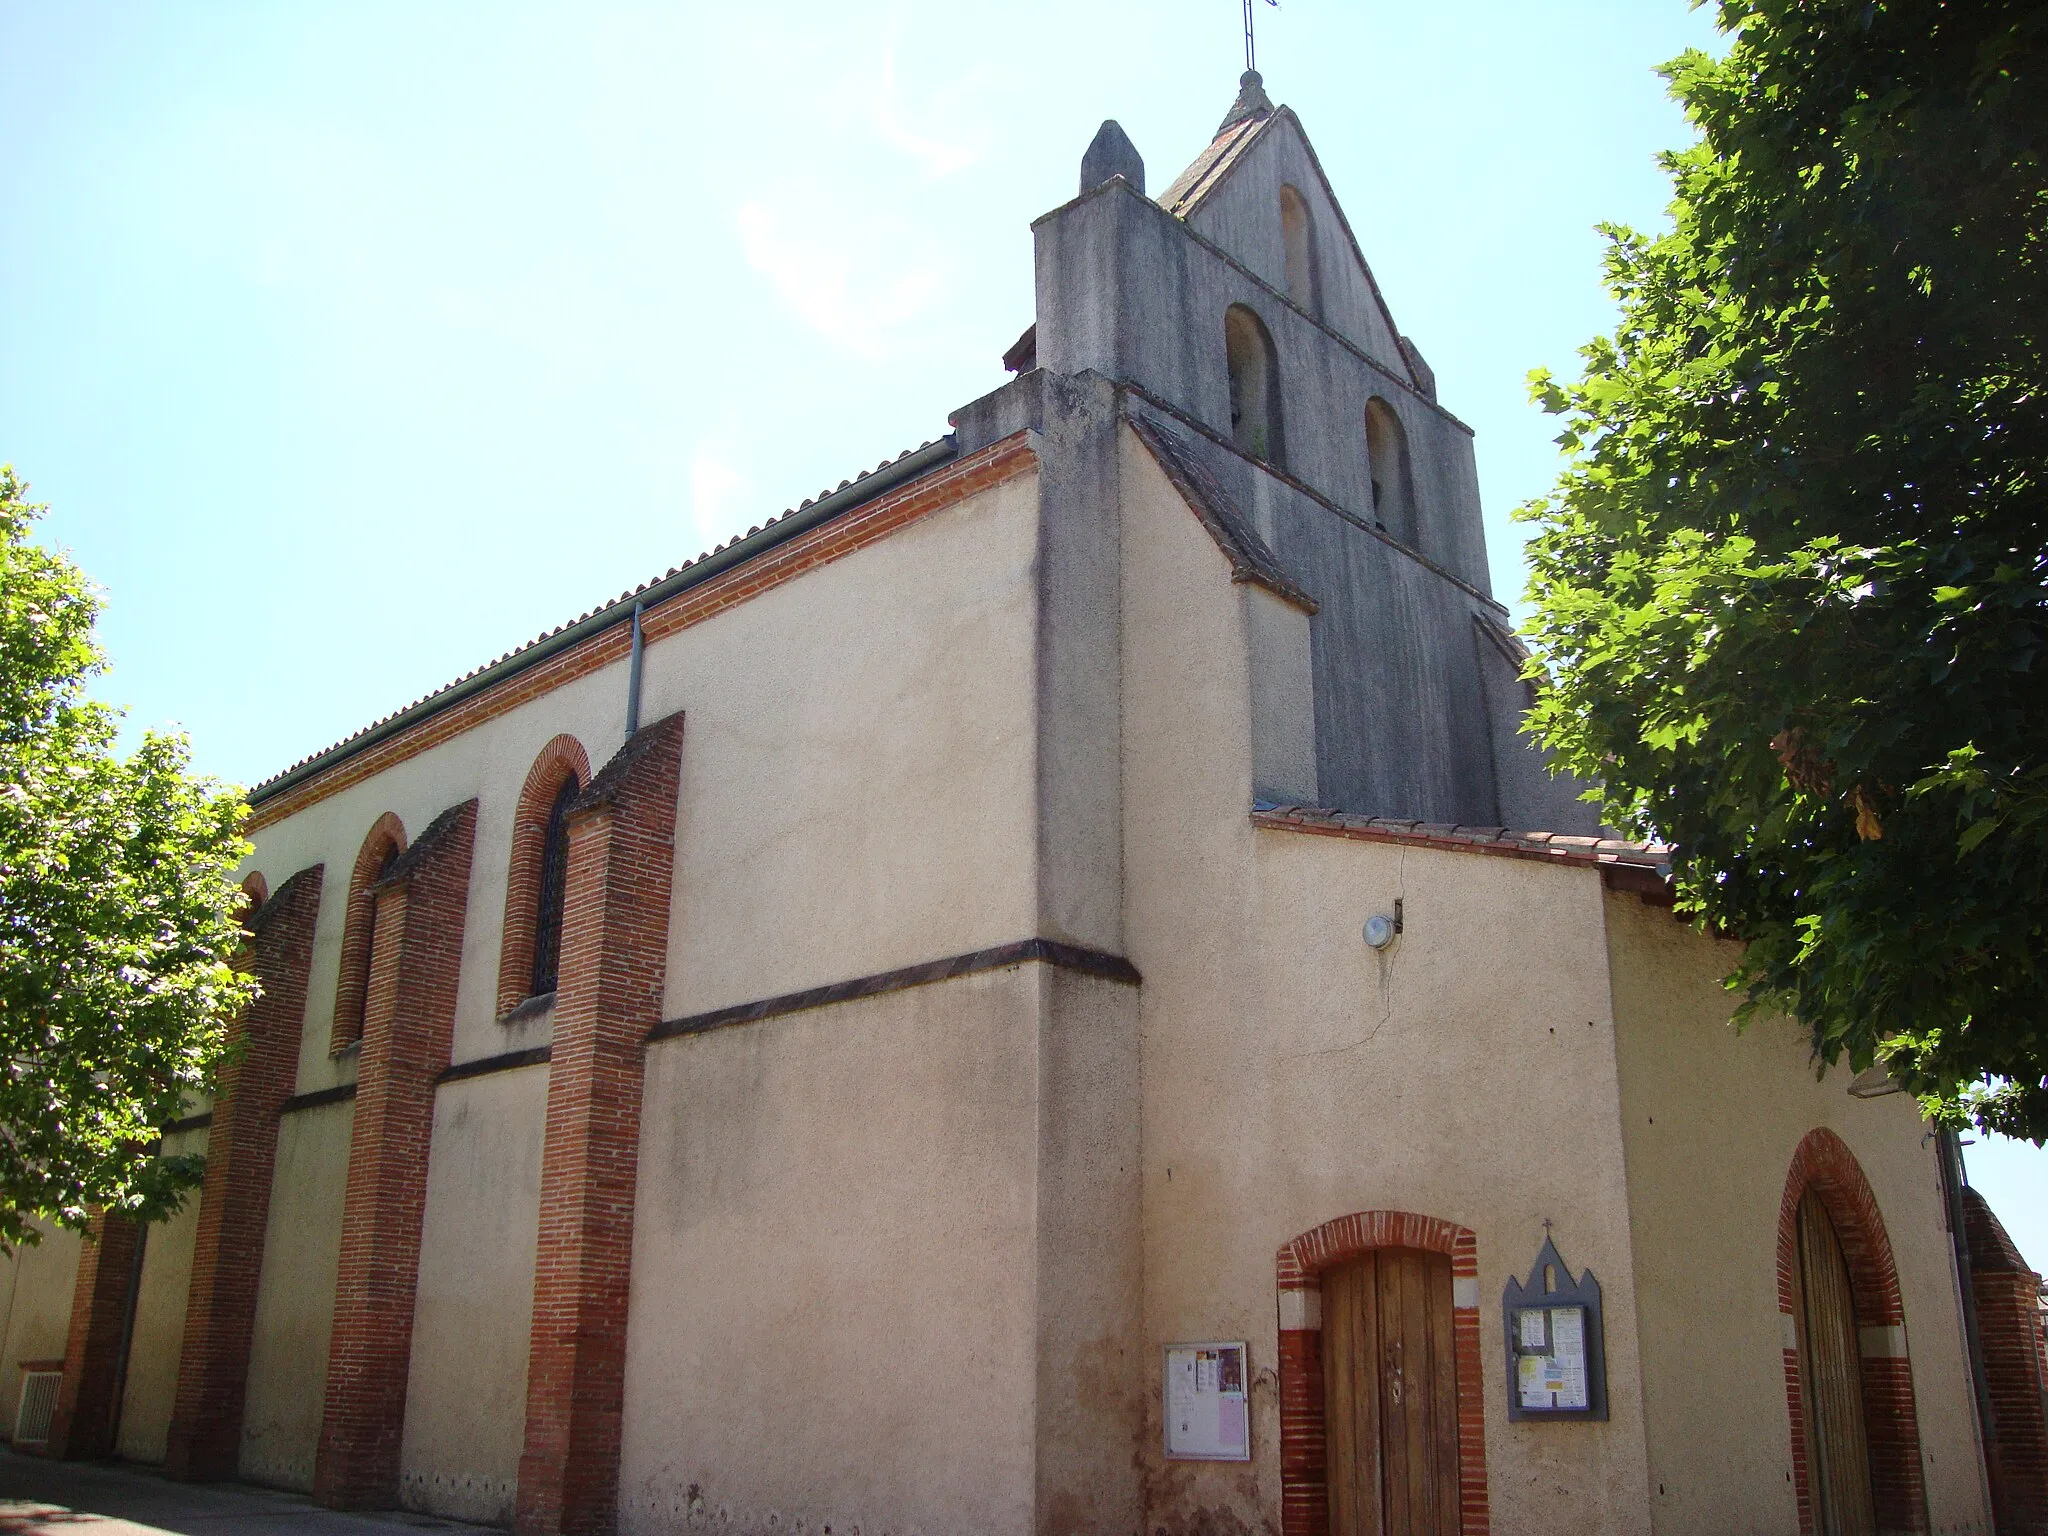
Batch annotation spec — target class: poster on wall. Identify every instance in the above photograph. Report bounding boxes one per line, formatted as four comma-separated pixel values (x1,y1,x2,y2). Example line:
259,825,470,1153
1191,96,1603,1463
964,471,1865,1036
1163,1342,1250,1460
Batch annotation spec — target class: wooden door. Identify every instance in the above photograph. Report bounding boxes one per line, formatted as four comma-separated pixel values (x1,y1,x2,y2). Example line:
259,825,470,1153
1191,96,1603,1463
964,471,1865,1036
1322,1250,1460,1536
1795,1189,1878,1536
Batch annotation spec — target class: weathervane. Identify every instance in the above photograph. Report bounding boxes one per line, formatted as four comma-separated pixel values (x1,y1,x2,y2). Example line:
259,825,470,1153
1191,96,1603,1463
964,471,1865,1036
1243,0,1278,74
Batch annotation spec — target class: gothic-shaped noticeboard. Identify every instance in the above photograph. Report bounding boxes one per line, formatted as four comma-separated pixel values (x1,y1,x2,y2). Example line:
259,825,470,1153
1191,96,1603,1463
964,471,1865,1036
1502,1233,1608,1421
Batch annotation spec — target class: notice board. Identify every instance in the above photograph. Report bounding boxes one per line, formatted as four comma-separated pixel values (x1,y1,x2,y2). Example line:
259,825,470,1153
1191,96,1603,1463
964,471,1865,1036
1163,1342,1250,1460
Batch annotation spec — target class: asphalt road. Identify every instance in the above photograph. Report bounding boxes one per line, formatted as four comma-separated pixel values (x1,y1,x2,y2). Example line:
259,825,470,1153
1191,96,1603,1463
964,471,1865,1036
0,1454,498,1536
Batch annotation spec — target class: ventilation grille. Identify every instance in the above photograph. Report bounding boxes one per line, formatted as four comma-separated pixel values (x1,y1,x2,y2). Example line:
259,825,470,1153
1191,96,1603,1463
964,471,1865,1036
14,1370,61,1445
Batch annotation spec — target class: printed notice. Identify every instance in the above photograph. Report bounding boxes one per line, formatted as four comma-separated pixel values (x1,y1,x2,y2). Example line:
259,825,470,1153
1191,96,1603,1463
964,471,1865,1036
1516,1306,1590,1411
1164,1343,1250,1461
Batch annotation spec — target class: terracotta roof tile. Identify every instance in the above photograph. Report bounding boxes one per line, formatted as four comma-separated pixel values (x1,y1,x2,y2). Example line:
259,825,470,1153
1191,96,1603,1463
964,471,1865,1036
1128,412,1317,612
1251,803,1671,880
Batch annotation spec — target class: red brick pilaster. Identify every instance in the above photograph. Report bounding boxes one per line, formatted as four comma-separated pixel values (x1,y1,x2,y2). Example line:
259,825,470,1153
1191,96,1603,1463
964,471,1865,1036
1963,1187,2048,1536
313,800,478,1509
516,713,684,1536
1275,1211,1489,1536
164,862,324,1481
46,1213,141,1459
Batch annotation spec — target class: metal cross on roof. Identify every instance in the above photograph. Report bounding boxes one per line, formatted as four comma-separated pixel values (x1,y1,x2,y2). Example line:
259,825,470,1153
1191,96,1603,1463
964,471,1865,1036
1242,0,1279,74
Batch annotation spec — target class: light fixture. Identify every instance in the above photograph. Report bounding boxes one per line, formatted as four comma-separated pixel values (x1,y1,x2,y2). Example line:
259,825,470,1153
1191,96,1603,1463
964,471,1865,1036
1364,899,1404,950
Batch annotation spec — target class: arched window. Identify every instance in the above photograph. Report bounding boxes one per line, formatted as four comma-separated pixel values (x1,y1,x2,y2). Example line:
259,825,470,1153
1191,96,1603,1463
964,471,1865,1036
332,814,407,1053
1365,397,1414,543
238,873,270,933
1279,184,1319,315
1225,304,1285,467
497,735,592,1017
530,776,578,997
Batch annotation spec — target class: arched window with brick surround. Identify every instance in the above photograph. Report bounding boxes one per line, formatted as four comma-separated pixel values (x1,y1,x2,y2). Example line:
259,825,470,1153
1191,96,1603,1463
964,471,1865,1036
331,813,406,1054
237,872,270,930
1776,1128,1928,1536
497,734,592,1018
1276,1211,1489,1536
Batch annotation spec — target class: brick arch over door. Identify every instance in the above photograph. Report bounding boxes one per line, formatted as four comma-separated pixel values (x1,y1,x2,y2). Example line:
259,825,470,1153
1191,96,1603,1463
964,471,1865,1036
1277,1211,1489,1536
1776,1127,1928,1535
496,734,592,1017
331,812,407,1054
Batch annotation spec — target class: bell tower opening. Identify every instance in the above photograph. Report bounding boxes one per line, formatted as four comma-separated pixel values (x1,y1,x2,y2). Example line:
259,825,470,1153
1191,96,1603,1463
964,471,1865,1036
1226,303,1285,467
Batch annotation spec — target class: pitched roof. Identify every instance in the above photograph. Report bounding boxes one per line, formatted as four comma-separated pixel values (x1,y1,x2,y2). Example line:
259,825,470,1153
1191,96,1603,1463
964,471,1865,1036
1127,412,1317,612
1159,113,1271,217
1157,84,1417,395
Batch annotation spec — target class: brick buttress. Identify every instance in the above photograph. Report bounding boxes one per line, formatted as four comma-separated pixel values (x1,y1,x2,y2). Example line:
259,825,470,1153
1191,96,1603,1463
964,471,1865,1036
164,863,326,1481
516,713,684,1536
46,1212,142,1459
314,800,479,1509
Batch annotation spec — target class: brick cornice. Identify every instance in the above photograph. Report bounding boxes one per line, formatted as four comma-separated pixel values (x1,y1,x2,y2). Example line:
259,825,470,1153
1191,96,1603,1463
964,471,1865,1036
246,436,1035,833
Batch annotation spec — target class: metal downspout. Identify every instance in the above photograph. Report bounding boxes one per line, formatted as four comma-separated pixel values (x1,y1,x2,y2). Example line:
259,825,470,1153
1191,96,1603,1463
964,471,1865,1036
625,600,645,740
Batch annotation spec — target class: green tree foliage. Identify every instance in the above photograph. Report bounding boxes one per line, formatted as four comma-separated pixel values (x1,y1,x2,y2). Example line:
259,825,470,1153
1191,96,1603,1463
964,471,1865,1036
0,468,257,1246
1523,1,2047,1139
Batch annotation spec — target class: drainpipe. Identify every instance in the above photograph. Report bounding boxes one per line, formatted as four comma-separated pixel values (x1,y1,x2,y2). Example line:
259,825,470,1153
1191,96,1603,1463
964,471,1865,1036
624,600,645,740
1937,1127,2000,1521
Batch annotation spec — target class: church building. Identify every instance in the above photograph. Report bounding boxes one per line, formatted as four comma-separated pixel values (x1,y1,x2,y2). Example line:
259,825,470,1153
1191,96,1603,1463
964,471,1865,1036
4,70,2041,1536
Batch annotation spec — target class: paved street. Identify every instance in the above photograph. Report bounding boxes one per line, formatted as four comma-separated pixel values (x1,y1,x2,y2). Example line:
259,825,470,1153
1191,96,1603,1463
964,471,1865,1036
0,1455,497,1536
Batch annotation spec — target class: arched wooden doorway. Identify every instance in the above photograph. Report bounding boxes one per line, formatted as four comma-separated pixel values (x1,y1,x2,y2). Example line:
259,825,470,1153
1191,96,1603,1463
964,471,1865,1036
1323,1249,1460,1536
1794,1188,1877,1536
1775,1129,1928,1536
1276,1211,1488,1536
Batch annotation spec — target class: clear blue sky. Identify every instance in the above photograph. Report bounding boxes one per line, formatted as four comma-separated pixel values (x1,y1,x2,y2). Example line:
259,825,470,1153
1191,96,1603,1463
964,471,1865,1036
3,1,2041,1254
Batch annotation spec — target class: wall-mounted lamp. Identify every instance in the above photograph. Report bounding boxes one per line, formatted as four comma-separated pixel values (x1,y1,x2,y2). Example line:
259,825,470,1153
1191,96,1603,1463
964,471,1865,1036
1364,898,1404,950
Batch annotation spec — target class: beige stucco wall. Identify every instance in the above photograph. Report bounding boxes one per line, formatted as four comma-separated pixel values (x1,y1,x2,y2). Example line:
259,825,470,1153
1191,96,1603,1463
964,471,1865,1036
1605,891,1991,1535
399,1063,548,1524
619,966,1044,1536
116,1124,210,1462
0,1221,81,1442
1121,426,1655,1534
240,1098,352,1489
650,468,1040,1020
227,460,1043,1514
243,461,1041,1091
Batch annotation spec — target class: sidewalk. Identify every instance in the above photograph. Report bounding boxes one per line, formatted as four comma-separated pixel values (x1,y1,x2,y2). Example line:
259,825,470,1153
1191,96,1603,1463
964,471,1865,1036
0,1454,499,1536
